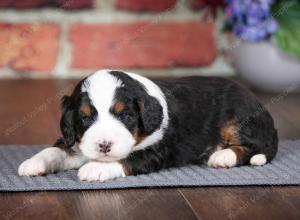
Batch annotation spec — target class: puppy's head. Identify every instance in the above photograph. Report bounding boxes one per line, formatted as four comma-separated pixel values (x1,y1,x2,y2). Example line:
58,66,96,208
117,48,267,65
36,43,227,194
60,70,164,161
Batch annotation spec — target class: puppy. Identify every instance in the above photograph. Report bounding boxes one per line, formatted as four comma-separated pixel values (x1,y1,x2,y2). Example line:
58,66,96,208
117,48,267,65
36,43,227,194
18,70,278,182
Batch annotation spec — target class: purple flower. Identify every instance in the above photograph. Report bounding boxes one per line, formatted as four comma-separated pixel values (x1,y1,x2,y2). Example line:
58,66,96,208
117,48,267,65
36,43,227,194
226,0,277,41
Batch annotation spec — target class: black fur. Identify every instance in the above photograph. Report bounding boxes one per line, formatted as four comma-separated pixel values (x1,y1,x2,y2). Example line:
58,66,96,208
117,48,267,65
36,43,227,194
137,96,162,135
60,95,76,148
121,76,278,175
59,78,98,148
109,71,163,136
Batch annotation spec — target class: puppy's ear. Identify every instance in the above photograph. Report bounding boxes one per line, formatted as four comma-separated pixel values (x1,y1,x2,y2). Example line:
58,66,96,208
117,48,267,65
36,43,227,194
138,96,163,135
60,95,76,148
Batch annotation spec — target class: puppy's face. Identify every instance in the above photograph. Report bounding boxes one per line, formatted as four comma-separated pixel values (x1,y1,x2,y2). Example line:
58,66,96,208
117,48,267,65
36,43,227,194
60,71,163,161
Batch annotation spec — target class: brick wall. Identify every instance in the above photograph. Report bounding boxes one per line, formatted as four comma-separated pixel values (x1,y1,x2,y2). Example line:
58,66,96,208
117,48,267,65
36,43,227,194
0,0,233,79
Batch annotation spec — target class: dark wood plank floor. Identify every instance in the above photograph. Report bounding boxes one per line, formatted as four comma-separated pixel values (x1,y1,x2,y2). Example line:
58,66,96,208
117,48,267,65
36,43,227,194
0,79,299,220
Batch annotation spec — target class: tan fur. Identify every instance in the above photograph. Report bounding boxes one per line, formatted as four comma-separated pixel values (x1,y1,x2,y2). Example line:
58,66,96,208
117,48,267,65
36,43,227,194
114,101,125,114
81,103,91,116
217,120,248,163
220,120,241,146
230,145,248,163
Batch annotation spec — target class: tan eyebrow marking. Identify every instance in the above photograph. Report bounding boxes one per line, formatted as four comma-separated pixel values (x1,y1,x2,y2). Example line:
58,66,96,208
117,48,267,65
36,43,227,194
81,102,91,116
114,101,125,114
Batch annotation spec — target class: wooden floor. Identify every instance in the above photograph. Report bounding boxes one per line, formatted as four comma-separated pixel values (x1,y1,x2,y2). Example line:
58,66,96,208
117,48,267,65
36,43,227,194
0,79,299,220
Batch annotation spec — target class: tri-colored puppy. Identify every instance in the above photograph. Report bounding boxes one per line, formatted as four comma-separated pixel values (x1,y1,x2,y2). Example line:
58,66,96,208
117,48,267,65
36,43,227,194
18,70,278,182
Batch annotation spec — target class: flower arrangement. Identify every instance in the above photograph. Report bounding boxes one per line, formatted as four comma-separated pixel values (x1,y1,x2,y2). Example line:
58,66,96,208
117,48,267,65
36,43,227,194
225,0,300,60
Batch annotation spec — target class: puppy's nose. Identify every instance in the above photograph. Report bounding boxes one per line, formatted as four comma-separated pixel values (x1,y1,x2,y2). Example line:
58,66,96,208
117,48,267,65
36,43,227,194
99,141,112,153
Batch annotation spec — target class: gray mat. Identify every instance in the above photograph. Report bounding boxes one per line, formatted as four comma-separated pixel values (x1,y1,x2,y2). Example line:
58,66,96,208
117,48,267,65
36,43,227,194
1,140,300,191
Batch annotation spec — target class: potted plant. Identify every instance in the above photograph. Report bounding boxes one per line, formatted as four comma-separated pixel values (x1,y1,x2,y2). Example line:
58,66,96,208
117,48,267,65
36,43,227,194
225,0,300,92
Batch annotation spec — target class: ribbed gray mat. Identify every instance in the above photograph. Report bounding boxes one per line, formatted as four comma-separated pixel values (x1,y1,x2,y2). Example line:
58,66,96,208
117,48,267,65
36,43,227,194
1,140,300,191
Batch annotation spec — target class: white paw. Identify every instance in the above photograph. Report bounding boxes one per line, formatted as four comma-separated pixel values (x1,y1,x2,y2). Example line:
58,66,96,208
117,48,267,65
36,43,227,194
18,157,48,176
250,154,267,166
78,162,125,182
208,149,237,168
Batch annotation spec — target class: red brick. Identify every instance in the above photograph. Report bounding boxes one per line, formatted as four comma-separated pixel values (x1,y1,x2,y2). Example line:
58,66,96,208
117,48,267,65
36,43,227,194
0,1,12,7
0,23,60,72
0,0,94,9
13,0,50,8
70,22,216,69
116,0,177,12
191,0,225,10
56,0,94,9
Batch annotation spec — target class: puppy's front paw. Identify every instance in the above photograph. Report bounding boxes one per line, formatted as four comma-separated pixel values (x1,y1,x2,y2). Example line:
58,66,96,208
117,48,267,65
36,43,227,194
208,149,237,168
78,162,125,182
18,157,48,176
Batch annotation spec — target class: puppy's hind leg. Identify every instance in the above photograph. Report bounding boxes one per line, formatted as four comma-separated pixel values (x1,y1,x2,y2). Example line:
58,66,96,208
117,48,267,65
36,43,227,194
18,139,87,176
208,116,278,168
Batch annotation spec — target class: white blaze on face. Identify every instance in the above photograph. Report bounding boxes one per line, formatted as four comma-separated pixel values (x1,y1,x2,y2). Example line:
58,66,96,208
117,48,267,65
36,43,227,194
79,70,136,162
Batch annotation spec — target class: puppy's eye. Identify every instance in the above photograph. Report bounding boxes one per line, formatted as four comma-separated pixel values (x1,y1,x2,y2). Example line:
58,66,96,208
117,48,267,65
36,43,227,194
117,113,131,121
81,115,92,123
82,115,89,120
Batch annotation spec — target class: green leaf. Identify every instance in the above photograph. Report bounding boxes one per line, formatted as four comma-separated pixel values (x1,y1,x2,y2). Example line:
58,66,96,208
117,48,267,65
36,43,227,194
272,0,300,60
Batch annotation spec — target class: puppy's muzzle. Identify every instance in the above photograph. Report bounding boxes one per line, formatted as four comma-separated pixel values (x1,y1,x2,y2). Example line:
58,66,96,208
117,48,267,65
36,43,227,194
99,141,112,153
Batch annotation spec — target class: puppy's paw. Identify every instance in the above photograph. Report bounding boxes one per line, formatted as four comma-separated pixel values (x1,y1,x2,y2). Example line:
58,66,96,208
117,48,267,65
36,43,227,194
18,157,48,176
78,162,125,182
208,149,237,168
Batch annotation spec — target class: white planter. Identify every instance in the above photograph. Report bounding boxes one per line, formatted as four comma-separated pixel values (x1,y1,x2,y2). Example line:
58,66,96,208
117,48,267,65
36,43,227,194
232,41,300,92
